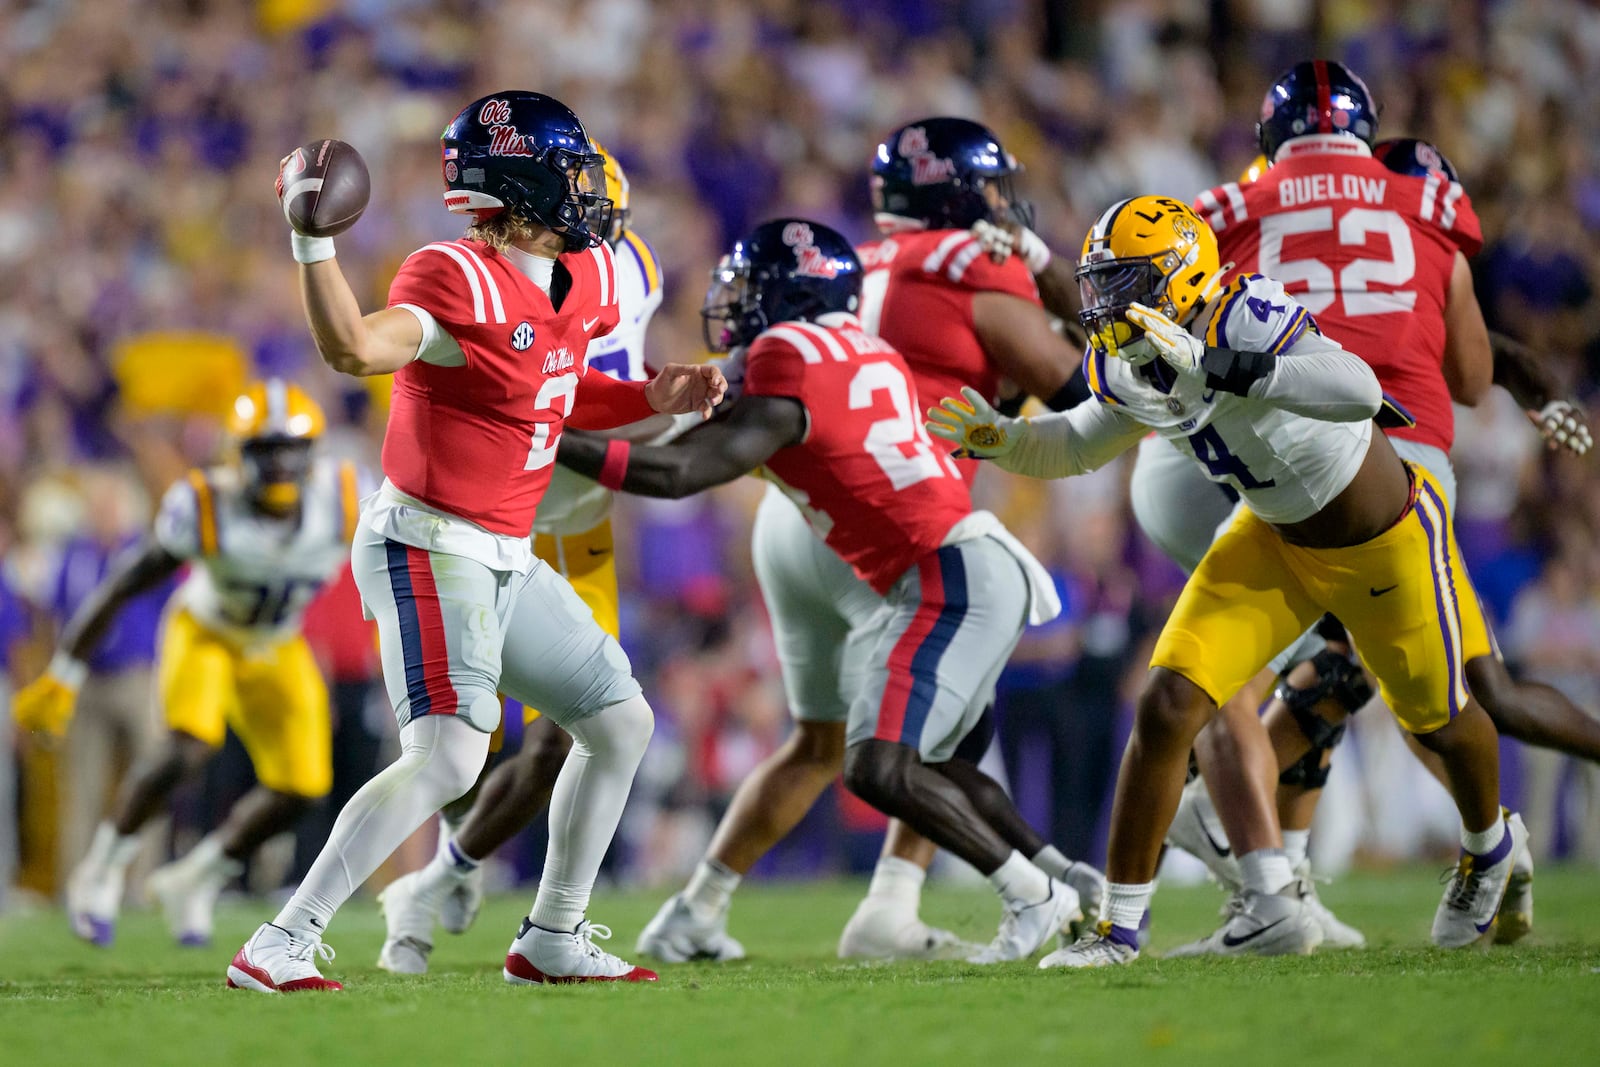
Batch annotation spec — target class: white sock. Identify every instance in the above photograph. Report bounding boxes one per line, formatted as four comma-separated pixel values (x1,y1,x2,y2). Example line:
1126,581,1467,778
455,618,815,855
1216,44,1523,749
1031,844,1073,882
1239,848,1294,895
410,835,479,910
987,849,1051,907
684,858,742,919
274,716,489,936
863,855,925,909
1106,882,1153,931
1188,778,1231,849
1282,829,1311,871
179,834,244,885
1461,816,1506,857
83,821,143,876
528,695,654,932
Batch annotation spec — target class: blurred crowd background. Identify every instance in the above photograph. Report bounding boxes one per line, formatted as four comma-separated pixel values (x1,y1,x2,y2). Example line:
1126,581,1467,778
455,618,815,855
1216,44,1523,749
4,0,1600,907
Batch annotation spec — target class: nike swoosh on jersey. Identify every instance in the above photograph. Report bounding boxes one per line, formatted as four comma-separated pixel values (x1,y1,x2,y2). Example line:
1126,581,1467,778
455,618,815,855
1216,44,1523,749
582,317,601,331
1220,916,1287,948
1369,584,1398,597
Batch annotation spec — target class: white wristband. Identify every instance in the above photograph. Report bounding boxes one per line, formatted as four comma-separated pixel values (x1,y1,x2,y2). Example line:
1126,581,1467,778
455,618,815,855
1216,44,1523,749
291,233,336,264
1017,228,1052,275
48,651,89,689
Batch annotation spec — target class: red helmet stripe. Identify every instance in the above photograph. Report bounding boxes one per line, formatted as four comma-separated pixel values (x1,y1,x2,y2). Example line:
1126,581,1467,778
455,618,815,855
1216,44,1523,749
1314,60,1333,134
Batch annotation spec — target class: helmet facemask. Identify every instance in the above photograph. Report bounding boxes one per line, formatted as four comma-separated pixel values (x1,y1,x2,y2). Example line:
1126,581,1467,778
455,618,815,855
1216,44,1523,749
700,255,764,353
241,438,314,515
1075,252,1186,364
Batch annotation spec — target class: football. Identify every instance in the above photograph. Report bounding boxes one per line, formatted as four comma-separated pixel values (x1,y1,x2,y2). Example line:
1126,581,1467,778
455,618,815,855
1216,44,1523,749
277,139,370,237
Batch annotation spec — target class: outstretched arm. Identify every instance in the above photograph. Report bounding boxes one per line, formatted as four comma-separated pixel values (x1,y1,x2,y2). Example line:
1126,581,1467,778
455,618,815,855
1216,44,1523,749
926,387,1148,479
558,395,806,499
56,539,183,665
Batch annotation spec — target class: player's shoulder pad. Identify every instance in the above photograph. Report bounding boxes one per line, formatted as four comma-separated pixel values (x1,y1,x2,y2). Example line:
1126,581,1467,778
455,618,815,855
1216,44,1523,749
154,468,219,558
615,230,664,302
1193,181,1248,232
749,320,852,366
1202,273,1314,355
915,228,1038,298
391,240,509,326
1412,174,1481,253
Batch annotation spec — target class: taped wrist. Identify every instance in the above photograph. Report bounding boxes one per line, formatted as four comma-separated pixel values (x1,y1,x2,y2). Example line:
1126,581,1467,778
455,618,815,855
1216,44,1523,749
1199,346,1276,396
291,233,336,264
996,394,1027,418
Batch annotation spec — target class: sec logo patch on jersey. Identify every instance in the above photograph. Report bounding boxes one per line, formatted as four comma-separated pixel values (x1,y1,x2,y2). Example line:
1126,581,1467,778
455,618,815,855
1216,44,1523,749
511,321,536,351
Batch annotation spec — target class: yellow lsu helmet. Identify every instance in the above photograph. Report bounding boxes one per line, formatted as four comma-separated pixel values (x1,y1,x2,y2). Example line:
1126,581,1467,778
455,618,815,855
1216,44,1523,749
1075,195,1223,358
227,379,324,513
589,140,630,245
1239,154,1269,184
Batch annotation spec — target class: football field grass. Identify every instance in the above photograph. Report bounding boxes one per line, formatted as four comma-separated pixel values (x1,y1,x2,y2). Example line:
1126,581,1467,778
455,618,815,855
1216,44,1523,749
2,866,1597,1066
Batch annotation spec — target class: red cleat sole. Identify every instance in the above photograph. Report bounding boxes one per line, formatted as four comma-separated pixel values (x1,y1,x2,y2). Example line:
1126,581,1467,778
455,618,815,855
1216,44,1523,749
503,953,658,984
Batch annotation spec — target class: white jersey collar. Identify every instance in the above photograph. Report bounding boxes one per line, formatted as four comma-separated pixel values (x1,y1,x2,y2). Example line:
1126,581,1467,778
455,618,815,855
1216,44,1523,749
505,244,557,294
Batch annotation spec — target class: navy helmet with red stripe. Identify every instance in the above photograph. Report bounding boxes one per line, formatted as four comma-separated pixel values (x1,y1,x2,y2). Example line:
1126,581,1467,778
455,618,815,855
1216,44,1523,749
870,117,1032,232
1373,138,1460,183
1257,61,1378,161
700,218,862,352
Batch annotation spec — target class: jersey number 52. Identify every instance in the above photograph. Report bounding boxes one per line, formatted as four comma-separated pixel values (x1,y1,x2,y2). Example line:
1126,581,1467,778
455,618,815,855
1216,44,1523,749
1257,207,1417,318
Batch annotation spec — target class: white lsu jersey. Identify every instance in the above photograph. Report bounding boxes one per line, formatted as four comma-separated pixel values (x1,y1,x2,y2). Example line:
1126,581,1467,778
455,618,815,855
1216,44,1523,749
1082,273,1373,524
153,457,364,643
533,229,669,536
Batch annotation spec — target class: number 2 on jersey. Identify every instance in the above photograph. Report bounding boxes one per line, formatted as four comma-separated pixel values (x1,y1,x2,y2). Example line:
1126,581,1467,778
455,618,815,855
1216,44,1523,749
523,372,579,471
849,361,961,490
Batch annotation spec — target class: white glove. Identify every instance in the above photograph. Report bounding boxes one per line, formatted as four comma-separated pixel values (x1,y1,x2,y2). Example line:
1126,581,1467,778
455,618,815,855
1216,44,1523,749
1534,400,1593,456
925,387,1026,459
970,220,1052,275
1126,303,1205,376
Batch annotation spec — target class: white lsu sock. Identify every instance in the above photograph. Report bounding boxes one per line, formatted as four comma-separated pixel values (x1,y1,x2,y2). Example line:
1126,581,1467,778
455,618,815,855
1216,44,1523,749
85,821,142,874
1281,829,1311,871
1461,816,1506,857
1239,848,1294,895
1106,882,1154,931
987,850,1050,907
684,858,742,918
864,855,925,908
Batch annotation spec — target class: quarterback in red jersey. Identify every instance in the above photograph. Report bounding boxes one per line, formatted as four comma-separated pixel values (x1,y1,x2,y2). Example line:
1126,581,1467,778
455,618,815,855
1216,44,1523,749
633,122,1100,966
567,219,1101,966
227,91,723,993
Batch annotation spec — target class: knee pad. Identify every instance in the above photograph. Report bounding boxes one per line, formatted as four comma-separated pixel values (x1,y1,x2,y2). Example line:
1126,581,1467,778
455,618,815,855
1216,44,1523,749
1313,614,1350,646
1279,748,1332,789
570,693,654,764
401,715,493,802
1274,648,1372,789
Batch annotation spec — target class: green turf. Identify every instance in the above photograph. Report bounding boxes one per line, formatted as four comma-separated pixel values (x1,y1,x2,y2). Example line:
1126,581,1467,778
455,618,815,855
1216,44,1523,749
1,867,1596,1066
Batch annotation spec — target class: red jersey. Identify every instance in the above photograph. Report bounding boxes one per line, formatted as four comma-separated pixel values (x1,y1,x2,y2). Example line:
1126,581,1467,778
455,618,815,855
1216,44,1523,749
856,229,1041,482
742,313,972,594
384,238,646,536
1196,140,1482,451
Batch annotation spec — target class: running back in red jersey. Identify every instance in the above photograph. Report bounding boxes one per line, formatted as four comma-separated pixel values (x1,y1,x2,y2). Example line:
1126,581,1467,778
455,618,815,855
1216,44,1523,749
856,229,1040,479
1195,142,1482,452
383,238,621,535
740,313,973,595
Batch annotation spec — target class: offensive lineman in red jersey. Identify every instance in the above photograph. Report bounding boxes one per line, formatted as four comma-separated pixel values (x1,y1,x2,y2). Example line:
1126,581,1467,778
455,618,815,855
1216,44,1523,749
1141,61,1592,953
227,91,723,992
634,120,1100,964
567,219,1099,965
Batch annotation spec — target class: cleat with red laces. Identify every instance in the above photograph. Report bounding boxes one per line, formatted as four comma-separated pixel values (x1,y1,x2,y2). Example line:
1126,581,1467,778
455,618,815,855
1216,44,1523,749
226,923,343,993
504,918,658,984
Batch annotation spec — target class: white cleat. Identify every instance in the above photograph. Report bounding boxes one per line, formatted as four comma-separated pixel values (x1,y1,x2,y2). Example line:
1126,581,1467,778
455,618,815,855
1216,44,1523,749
504,918,658,983
146,859,230,947
1165,777,1243,891
1062,861,1107,941
837,898,981,961
635,893,746,963
1166,882,1324,958
1434,811,1528,949
1293,861,1365,949
1495,837,1534,945
65,861,122,948
227,923,341,992
376,871,436,975
969,880,1081,964
439,864,485,935
1039,922,1140,969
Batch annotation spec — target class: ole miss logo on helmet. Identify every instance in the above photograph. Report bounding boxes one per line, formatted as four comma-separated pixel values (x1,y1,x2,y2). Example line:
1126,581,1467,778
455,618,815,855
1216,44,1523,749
897,125,957,186
783,221,839,279
477,98,533,157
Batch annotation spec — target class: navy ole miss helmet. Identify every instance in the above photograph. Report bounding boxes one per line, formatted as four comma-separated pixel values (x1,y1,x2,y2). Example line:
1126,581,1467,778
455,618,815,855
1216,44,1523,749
1373,137,1461,182
1257,61,1379,162
870,117,1032,232
440,91,612,251
701,218,862,352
